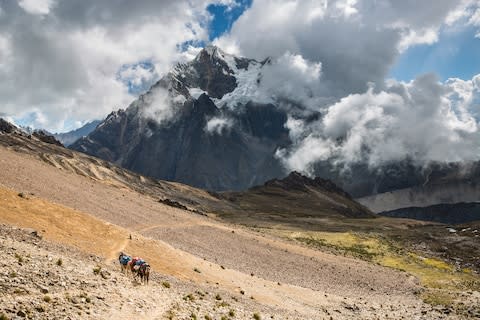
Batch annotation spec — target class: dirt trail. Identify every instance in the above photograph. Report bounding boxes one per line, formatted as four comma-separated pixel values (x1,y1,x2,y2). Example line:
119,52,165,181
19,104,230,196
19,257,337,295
107,237,130,262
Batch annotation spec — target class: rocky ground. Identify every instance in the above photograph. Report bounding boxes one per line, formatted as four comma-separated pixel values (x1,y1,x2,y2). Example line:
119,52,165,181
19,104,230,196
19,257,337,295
0,225,299,320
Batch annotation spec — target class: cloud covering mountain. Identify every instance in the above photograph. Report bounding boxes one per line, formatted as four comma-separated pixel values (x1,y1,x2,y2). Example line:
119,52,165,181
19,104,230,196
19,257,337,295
212,0,480,173
2,0,480,178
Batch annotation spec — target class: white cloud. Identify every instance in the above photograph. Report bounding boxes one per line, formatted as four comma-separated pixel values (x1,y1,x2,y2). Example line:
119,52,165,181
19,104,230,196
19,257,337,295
0,0,225,132
18,0,55,15
334,0,359,18
397,28,439,52
217,0,473,101
141,87,185,124
468,6,480,25
277,73,480,173
257,53,327,110
205,116,234,134
211,0,480,171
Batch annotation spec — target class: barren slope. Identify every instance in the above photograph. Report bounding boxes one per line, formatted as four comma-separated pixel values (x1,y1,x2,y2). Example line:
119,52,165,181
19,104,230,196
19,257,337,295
0,141,449,318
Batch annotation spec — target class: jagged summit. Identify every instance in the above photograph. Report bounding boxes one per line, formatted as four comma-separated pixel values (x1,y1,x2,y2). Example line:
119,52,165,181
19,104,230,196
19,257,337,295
159,45,264,103
196,45,229,61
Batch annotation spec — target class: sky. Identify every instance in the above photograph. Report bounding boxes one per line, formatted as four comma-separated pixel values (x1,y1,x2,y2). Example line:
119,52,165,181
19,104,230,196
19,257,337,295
0,0,479,137
391,25,480,81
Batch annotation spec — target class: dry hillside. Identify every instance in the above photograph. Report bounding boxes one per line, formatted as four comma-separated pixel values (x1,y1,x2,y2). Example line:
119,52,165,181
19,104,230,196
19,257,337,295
0,130,479,319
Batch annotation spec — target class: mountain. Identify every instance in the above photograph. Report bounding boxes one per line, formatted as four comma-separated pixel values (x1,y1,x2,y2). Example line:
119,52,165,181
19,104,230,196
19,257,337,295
212,171,374,226
0,118,62,146
0,117,370,223
380,202,480,224
71,46,289,191
54,120,101,146
70,46,480,223
0,118,20,134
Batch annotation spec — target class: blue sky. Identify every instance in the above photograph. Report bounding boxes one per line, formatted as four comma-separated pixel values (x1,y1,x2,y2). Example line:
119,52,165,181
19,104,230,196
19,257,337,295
207,0,252,41
390,26,480,81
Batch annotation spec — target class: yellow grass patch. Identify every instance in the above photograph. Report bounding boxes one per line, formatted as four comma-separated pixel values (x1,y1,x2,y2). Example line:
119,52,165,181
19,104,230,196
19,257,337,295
282,229,480,308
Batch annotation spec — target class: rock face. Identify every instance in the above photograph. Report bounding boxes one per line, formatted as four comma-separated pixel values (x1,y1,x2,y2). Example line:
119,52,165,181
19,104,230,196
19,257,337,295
71,46,289,191
0,118,19,134
32,130,63,147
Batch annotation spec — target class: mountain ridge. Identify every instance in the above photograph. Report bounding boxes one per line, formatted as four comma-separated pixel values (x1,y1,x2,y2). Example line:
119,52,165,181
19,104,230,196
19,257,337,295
69,46,480,223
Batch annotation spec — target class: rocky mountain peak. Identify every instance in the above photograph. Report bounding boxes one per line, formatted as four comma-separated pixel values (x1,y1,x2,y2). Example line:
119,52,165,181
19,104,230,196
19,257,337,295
196,45,228,62
0,118,18,134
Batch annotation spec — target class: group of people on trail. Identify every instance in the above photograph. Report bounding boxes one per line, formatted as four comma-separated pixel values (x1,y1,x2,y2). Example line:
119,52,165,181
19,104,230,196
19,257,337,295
118,252,151,284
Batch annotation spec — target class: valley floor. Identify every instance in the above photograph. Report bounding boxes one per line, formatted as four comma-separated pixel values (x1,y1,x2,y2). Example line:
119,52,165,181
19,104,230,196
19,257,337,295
0,146,478,319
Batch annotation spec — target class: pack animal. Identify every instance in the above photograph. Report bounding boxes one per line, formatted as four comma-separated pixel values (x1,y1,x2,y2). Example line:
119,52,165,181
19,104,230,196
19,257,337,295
137,263,151,285
118,252,132,274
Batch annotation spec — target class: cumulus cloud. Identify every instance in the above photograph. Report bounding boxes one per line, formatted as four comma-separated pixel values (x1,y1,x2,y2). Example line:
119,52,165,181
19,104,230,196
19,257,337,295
18,0,55,15
205,116,234,134
258,53,328,109
216,0,476,99
277,73,480,174
213,0,480,172
0,0,230,132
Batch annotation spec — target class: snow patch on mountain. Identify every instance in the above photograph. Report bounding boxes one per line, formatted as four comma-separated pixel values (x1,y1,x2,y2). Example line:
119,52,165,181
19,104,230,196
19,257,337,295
189,87,208,99
214,59,263,108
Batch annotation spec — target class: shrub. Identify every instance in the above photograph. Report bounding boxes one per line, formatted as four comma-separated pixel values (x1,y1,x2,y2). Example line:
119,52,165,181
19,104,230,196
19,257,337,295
183,294,195,301
215,294,222,301
253,313,261,320
43,295,51,303
162,281,171,288
229,310,235,317
194,268,201,273
93,266,101,275
56,258,63,266
218,301,230,307
15,253,23,263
